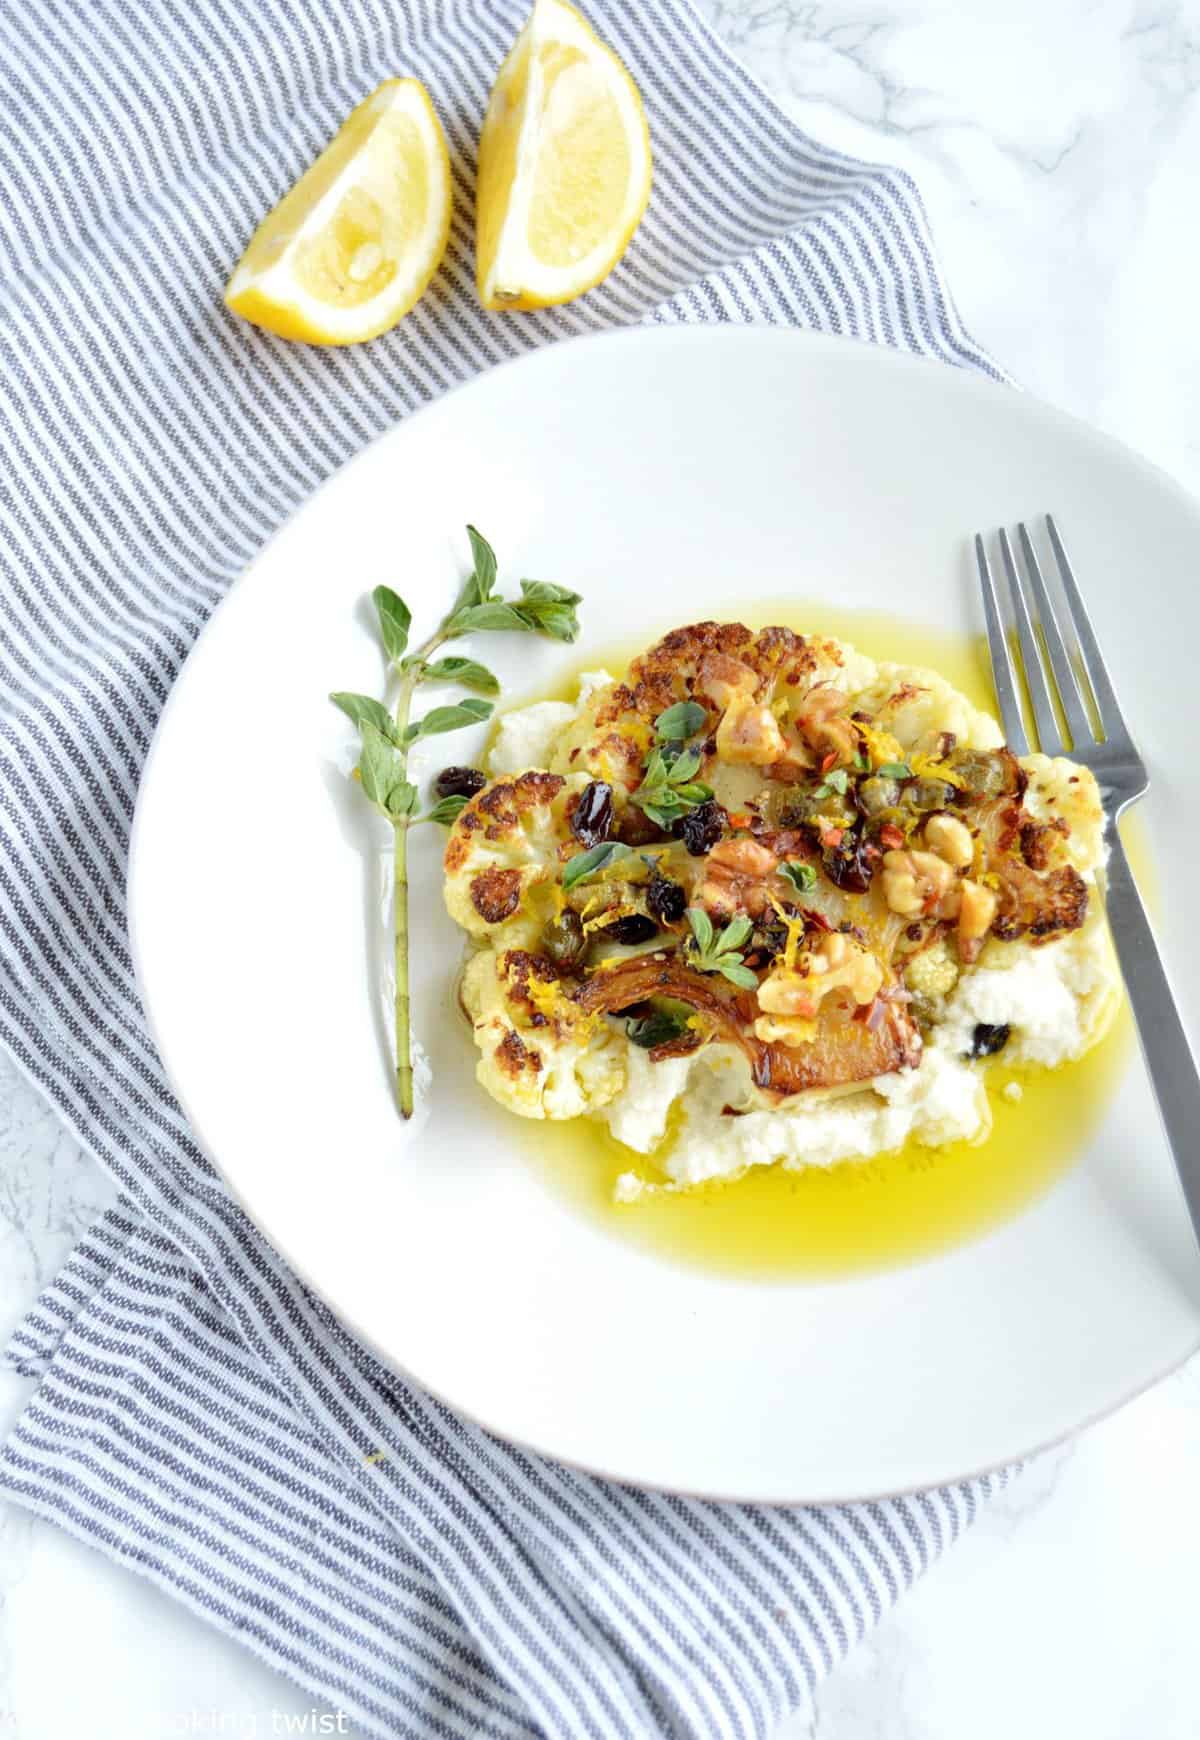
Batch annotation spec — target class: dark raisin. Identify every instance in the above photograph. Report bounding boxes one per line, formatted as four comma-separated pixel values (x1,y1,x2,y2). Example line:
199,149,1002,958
676,799,726,856
434,765,486,799
607,914,659,946
571,780,614,849
968,1022,1010,1058
822,821,875,893
540,910,586,969
647,875,686,924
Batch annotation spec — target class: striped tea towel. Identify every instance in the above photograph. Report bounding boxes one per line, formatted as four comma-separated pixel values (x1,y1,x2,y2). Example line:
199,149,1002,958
0,1,1010,1735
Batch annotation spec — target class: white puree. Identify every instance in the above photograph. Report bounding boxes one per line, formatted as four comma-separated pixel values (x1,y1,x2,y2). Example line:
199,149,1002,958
486,677,1118,1199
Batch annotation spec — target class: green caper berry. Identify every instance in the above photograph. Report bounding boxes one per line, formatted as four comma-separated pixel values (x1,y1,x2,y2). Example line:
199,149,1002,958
541,909,586,968
858,775,900,816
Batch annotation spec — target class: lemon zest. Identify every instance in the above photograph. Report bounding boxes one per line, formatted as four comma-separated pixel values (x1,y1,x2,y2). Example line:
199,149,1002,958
910,752,970,791
768,895,808,974
858,723,905,769
583,903,639,935
526,975,600,1040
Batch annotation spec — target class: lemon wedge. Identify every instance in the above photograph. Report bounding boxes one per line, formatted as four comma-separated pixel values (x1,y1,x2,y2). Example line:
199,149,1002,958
225,79,452,345
475,0,651,311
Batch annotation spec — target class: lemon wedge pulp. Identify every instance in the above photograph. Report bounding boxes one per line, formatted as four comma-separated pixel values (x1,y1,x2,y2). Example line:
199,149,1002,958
476,0,652,311
225,79,452,345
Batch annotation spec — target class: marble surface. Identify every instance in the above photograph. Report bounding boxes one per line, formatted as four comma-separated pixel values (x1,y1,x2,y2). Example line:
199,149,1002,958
4,1,1200,1735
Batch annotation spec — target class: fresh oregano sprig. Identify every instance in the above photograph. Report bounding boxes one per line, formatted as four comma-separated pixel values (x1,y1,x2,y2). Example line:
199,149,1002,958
441,527,583,642
331,526,582,1119
683,908,759,991
630,746,714,830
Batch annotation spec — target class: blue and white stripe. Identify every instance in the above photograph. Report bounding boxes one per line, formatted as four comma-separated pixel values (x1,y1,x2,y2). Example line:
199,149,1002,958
0,1,1006,1733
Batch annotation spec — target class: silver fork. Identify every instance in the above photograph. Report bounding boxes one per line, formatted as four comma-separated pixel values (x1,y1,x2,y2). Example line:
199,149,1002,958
976,515,1200,1242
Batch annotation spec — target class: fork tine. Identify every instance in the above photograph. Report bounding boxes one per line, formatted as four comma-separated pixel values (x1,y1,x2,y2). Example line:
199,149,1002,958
975,533,1030,755
1045,515,1131,745
999,527,1063,755
1016,522,1095,748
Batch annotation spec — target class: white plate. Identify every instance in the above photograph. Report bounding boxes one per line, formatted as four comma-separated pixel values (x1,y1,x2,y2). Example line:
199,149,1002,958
130,326,1200,1502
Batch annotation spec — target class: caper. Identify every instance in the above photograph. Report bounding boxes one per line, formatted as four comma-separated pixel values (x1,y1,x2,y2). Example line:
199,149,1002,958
540,909,586,968
949,751,1007,799
858,775,900,817
775,788,855,828
905,778,954,812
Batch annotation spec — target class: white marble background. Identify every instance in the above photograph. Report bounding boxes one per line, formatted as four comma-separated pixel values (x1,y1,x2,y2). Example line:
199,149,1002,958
4,1,1200,1735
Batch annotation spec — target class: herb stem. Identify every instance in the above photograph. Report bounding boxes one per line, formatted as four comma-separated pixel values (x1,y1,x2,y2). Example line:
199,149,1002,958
393,822,413,1116
390,627,447,1117
334,526,583,1124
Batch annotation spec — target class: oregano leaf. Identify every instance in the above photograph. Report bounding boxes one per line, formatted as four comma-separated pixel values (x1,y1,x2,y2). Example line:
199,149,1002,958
562,840,632,891
449,601,531,636
386,780,419,820
466,526,498,604
781,860,817,894
655,701,707,741
358,722,407,812
409,698,494,739
686,907,715,955
372,586,411,663
425,793,470,826
330,691,402,745
718,914,753,953
519,578,582,608
422,656,500,694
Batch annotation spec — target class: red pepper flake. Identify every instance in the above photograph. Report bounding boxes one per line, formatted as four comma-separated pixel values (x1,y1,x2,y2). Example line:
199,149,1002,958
880,823,905,850
819,826,844,849
820,750,838,774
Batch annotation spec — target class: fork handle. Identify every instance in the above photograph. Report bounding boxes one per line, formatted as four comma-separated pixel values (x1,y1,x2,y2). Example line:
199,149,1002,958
1104,823,1200,1241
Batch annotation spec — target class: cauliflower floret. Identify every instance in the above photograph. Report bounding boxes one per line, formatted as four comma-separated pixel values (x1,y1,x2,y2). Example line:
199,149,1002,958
1020,754,1105,875
487,701,575,775
904,939,959,1009
461,949,626,1119
443,769,588,948
486,673,616,775
935,911,1118,1067
549,680,653,793
850,661,1003,753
